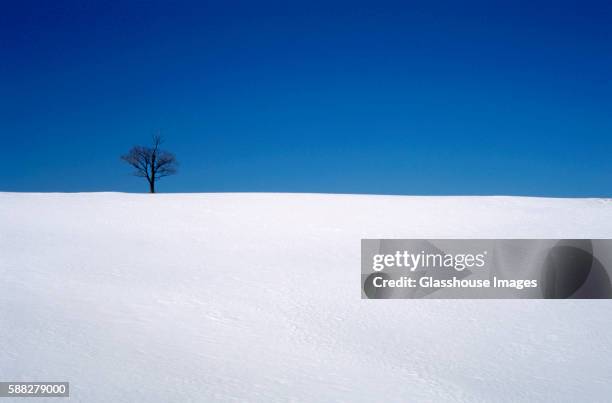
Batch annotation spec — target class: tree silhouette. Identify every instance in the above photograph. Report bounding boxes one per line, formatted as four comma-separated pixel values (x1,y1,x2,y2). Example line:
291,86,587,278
121,135,178,193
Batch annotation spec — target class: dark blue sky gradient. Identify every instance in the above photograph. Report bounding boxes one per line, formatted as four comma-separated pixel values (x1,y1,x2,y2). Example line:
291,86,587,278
1,0,611,195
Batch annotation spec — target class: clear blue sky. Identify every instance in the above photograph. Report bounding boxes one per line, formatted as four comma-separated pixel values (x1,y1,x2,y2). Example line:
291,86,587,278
1,0,611,196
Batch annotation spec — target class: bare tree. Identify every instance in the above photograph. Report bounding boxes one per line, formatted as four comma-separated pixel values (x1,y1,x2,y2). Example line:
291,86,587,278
121,134,178,193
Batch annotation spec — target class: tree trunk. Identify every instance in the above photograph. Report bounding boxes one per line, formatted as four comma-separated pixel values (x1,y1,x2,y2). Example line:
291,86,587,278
149,179,155,193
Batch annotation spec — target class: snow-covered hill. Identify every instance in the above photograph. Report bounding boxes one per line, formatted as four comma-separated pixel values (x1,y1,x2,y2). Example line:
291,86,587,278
1,193,612,402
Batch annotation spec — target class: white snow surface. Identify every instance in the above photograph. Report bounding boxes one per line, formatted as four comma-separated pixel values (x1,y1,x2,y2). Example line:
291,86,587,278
1,192,612,402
